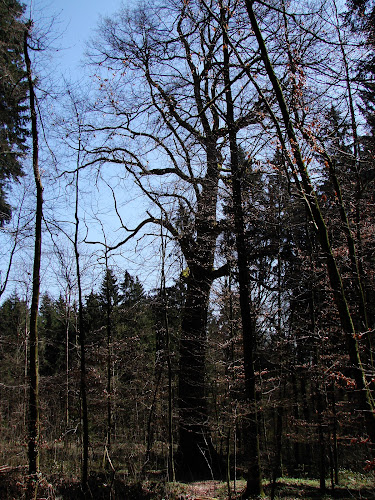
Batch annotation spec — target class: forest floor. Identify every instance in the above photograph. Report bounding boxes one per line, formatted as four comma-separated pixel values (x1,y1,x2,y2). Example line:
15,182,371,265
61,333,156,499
172,475,375,499
0,467,374,499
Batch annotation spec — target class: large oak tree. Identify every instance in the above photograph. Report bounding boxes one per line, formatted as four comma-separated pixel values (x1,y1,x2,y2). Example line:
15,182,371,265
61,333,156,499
87,0,262,480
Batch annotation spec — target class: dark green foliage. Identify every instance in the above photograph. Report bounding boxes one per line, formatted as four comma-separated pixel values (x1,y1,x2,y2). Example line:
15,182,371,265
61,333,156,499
0,0,29,224
84,289,103,339
0,293,28,456
100,268,120,309
120,270,144,308
39,293,75,376
0,292,27,383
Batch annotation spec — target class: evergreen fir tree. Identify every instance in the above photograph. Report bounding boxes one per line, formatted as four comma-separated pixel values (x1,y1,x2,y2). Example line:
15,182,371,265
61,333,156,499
100,268,120,310
120,270,144,308
39,293,68,376
0,0,29,224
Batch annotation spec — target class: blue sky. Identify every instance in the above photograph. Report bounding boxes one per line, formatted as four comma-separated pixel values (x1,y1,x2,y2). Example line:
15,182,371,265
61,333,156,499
23,0,128,76
8,0,163,297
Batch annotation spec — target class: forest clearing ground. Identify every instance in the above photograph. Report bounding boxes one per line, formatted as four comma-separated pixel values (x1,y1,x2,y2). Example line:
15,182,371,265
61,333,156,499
0,468,374,499
182,479,235,499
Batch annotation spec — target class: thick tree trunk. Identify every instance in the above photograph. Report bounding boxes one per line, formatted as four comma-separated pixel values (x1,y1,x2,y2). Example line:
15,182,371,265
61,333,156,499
177,269,223,480
175,127,223,479
24,27,42,500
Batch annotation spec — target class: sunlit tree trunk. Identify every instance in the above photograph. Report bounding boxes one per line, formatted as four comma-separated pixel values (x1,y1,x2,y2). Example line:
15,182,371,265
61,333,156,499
24,25,42,500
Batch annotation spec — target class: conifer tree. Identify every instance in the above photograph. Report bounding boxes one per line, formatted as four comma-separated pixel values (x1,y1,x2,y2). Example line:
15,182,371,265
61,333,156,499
0,0,28,224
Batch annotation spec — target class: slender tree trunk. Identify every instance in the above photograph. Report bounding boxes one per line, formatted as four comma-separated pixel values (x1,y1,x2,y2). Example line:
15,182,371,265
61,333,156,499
272,179,285,499
221,6,262,496
330,385,339,485
104,258,113,454
309,266,326,492
65,298,71,426
160,220,175,482
73,131,89,497
24,27,42,500
316,383,326,493
24,313,28,428
333,2,368,334
143,370,162,475
291,370,301,472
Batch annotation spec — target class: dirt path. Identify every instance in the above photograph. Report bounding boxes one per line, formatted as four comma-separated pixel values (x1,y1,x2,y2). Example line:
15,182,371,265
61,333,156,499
184,480,230,499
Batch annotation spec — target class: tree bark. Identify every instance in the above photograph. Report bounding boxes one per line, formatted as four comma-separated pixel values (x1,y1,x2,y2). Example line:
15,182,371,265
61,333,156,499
73,133,89,497
177,267,223,480
160,220,176,481
176,134,223,480
104,261,113,454
24,26,42,500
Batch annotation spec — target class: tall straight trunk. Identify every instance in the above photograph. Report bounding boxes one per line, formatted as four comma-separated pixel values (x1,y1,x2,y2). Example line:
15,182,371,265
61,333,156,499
333,2,368,333
270,403,283,500
104,259,113,453
315,371,326,493
330,385,339,485
65,303,70,426
73,134,89,497
160,220,175,482
309,257,326,491
24,27,42,500
220,6,262,497
291,371,301,470
271,174,285,499
143,371,162,475
244,0,375,445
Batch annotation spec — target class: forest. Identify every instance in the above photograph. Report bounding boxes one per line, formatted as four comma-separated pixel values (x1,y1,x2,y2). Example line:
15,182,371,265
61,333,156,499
1,0,375,498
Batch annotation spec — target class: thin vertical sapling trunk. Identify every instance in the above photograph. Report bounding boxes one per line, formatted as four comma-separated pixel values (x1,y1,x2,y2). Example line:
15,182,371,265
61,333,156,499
103,255,113,455
24,25,42,499
330,384,339,485
71,102,90,496
160,219,175,482
65,299,71,426
220,5,263,496
271,190,286,499
75,168,89,497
